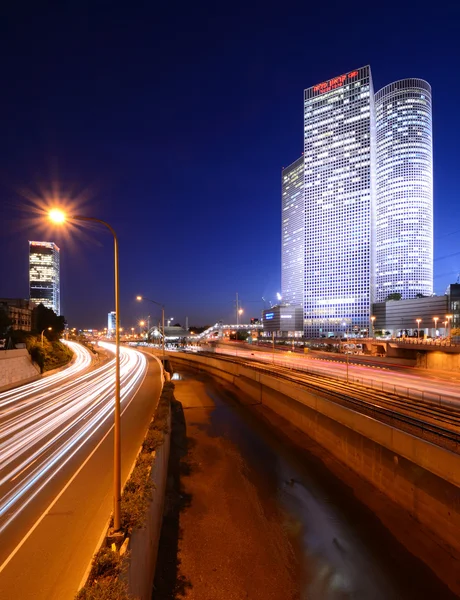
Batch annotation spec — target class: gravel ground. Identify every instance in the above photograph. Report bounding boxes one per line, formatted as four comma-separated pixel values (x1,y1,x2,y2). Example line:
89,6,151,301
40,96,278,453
152,376,299,600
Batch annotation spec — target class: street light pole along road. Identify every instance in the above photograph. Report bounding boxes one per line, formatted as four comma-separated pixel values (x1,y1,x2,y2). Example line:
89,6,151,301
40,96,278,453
49,209,123,532
137,296,165,362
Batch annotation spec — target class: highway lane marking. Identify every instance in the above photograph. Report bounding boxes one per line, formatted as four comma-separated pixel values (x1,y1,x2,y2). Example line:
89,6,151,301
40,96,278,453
0,350,151,577
76,350,164,593
10,457,39,482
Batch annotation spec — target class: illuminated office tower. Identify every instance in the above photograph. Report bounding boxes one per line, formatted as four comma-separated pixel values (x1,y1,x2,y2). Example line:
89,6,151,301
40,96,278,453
303,66,376,337
108,311,116,336
281,156,304,306
375,79,433,300
29,241,60,315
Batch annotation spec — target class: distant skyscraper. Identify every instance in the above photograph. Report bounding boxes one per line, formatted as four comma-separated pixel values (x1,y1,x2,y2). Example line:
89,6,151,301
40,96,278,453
108,311,116,336
281,156,304,307
375,79,433,300
29,241,60,315
303,66,375,337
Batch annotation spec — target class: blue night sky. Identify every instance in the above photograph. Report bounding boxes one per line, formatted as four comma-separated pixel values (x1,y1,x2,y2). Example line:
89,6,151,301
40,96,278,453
0,2,459,328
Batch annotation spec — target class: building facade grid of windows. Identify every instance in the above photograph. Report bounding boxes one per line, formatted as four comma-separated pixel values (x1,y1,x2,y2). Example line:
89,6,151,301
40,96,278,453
29,241,60,315
375,78,433,301
281,156,304,307
108,311,116,336
303,65,375,337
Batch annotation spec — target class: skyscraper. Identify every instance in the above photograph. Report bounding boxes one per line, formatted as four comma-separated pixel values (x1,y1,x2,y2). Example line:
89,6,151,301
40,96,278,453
281,156,304,307
29,241,60,315
375,79,433,300
108,311,116,336
303,66,375,337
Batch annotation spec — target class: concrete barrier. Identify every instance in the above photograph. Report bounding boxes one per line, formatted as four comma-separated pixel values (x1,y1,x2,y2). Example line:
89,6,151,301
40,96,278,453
125,403,171,600
169,354,460,558
0,349,40,391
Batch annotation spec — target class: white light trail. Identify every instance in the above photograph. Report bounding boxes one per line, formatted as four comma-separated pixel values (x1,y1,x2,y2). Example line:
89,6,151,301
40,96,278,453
0,343,147,534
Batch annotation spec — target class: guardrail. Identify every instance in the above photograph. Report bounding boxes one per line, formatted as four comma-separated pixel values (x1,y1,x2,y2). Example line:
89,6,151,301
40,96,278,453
389,337,459,347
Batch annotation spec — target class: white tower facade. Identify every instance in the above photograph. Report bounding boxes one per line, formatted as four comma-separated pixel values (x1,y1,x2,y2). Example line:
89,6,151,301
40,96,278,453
29,241,61,315
303,66,376,337
375,79,433,301
281,156,304,307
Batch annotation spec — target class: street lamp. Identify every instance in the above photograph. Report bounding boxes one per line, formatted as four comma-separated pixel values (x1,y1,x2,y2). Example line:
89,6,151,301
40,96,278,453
49,208,122,533
446,314,453,338
416,318,422,339
139,320,145,336
41,327,52,346
433,316,439,337
136,296,165,361
370,316,376,339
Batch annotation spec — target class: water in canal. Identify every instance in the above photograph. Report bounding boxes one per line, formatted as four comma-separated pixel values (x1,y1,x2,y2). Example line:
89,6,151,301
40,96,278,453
161,369,456,600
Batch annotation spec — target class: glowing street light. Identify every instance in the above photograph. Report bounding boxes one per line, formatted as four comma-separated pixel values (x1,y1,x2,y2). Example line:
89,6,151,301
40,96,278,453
416,318,422,339
446,314,453,338
433,316,439,336
136,296,165,361
370,315,376,338
41,327,52,346
49,208,122,533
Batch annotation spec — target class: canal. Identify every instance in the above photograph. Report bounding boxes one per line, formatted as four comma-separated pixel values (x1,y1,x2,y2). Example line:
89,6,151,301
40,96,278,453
153,369,457,600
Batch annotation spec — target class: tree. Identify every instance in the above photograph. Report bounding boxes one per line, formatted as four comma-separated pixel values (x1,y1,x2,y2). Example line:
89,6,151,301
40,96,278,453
385,293,402,301
415,293,426,298
230,330,249,341
188,325,211,334
33,304,66,340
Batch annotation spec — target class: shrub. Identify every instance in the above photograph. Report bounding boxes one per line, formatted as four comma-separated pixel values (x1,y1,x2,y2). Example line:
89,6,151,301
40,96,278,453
87,548,123,582
30,344,45,372
75,578,131,600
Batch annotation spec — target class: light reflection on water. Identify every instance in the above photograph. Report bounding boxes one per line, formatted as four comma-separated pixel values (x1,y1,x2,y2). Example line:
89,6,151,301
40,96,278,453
182,371,455,600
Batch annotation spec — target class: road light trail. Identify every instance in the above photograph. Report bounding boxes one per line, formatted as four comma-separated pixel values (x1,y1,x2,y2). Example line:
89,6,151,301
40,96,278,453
215,346,460,404
0,343,147,535
0,341,92,409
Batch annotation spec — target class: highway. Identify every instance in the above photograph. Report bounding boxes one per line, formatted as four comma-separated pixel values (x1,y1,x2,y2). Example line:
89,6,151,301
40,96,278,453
214,345,460,405
0,342,162,600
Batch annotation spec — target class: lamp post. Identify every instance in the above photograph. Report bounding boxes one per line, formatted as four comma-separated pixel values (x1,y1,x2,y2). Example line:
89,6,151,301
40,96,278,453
49,209,122,533
443,320,448,336
139,320,145,336
446,314,453,339
370,316,376,339
433,317,439,337
136,296,165,361
41,327,52,346
416,318,422,340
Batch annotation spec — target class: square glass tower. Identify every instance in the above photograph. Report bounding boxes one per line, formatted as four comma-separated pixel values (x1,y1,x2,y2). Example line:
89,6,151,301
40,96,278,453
303,66,376,337
29,241,60,315
281,156,304,307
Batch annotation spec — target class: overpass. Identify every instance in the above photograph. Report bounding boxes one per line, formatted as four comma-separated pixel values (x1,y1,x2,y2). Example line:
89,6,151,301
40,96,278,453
194,322,263,340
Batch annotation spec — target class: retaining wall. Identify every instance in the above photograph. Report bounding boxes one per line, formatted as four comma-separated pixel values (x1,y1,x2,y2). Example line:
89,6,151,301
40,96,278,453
417,350,460,372
126,404,171,600
169,354,460,557
0,349,40,390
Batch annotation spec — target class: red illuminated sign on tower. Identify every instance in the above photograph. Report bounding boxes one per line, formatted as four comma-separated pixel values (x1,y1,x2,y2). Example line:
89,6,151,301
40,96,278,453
312,71,359,95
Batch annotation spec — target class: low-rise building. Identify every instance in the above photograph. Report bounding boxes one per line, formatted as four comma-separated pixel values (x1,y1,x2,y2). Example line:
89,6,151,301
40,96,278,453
372,294,451,337
262,304,303,337
0,298,36,331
